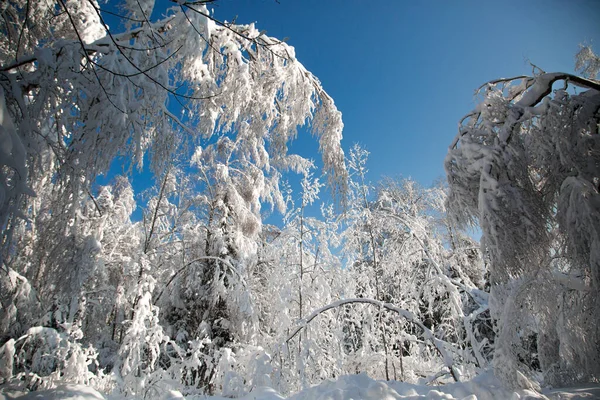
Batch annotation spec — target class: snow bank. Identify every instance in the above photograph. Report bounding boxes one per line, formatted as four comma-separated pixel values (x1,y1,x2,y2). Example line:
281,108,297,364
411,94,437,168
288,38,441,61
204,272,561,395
286,373,539,400
3,384,105,400
2,376,599,400
543,384,600,400
189,373,600,400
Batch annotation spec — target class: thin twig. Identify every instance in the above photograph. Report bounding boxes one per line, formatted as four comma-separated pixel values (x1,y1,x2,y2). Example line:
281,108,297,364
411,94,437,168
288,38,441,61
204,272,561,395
57,0,126,113
88,0,218,101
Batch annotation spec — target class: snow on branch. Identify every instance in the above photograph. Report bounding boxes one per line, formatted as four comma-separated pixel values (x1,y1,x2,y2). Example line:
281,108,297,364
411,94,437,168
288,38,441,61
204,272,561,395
285,298,461,382
445,51,600,387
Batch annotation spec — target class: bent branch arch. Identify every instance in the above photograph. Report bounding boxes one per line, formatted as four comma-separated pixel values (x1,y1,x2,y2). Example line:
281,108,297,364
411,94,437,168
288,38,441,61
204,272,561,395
285,298,462,382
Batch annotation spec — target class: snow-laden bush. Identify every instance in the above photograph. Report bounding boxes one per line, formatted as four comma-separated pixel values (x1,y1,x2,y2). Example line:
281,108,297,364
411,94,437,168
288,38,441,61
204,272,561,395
2,325,103,391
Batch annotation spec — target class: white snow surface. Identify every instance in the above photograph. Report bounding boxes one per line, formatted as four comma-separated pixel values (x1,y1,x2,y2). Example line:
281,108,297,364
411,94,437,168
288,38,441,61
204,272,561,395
1,384,104,400
2,375,599,400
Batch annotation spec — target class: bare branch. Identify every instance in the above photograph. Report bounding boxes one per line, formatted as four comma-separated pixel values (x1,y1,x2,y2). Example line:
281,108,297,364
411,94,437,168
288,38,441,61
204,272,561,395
96,6,145,23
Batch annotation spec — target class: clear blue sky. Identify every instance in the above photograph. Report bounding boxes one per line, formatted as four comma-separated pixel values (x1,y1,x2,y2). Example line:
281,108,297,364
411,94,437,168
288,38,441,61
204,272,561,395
100,0,600,208
193,0,600,186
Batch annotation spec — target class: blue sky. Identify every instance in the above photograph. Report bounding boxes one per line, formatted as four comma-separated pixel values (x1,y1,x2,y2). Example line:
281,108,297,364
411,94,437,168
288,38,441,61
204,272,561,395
195,0,600,186
99,0,600,217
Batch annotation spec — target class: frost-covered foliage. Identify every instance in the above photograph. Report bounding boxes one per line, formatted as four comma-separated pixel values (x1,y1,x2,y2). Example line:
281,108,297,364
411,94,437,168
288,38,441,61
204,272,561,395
0,0,348,396
445,48,600,387
0,0,508,397
0,153,486,398
576,45,600,79
339,146,489,384
0,0,346,268
218,168,348,394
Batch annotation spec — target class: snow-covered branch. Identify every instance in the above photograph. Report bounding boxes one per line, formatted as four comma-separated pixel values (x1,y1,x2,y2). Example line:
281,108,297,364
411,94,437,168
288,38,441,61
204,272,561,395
445,48,600,387
285,298,460,382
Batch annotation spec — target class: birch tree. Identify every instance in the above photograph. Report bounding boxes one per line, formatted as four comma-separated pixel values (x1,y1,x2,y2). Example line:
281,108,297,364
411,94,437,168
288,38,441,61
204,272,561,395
0,0,347,268
445,47,600,387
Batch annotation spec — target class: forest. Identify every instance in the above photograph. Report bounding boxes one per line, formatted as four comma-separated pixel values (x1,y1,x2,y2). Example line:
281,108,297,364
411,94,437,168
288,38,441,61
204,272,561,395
0,1,599,399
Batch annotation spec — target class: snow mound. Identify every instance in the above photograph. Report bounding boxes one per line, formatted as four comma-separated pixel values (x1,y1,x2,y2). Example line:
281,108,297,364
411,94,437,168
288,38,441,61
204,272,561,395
543,384,600,400
12,385,105,400
187,386,285,400
287,373,544,400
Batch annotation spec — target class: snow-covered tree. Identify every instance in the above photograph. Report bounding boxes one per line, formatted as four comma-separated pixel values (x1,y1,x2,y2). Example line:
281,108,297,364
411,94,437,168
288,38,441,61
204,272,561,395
0,0,347,268
332,145,487,383
239,170,346,394
0,0,348,396
445,47,600,387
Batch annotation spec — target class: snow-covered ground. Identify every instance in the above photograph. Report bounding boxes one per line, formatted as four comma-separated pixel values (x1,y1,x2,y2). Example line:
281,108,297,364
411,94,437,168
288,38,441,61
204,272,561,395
2,374,599,400
0,384,104,400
